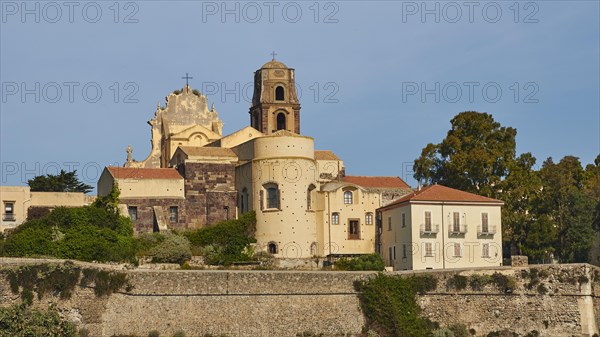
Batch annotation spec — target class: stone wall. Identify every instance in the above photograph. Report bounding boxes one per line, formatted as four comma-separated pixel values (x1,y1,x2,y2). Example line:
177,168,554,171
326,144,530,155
0,259,598,337
179,162,237,228
417,264,599,336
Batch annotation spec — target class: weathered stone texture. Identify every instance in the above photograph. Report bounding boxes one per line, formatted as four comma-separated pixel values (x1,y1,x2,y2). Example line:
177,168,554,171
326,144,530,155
0,260,598,337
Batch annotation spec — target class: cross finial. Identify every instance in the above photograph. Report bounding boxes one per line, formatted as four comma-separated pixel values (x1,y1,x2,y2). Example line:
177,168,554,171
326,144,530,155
181,73,193,92
271,51,277,60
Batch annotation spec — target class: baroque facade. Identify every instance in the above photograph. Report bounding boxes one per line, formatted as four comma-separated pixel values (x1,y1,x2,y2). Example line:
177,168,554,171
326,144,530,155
97,59,413,258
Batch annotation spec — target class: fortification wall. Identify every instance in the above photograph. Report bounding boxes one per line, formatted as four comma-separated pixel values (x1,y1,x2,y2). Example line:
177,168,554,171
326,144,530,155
0,259,598,337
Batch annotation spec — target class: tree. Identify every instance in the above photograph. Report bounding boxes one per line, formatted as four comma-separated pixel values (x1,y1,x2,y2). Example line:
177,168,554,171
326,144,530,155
28,170,92,194
413,111,516,197
537,156,596,263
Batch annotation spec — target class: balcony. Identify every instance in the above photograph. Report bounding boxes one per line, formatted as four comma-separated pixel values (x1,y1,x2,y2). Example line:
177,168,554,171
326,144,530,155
3,213,16,221
420,224,439,235
478,225,497,235
448,224,467,235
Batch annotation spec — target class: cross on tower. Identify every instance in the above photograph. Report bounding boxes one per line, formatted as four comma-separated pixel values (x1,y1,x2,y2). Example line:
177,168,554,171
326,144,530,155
181,73,193,92
271,51,277,60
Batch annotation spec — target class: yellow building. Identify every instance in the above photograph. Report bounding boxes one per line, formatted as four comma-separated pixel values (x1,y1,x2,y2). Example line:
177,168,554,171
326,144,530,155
0,186,94,233
378,184,504,270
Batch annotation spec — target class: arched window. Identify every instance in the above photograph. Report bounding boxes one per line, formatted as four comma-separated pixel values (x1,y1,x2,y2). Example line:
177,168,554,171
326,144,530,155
307,184,316,210
268,242,278,254
343,190,353,204
276,112,286,130
310,242,318,256
365,212,373,225
261,183,280,210
275,86,285,101
332,212,340,225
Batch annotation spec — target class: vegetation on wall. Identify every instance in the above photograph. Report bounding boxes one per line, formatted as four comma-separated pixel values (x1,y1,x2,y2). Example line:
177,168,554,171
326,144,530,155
413,111,599,264
4,262,130,301
355,273,438,337
335,254,385,271
0,304,78,337
136,233,192,264
1,205,136,262
183,211,256,265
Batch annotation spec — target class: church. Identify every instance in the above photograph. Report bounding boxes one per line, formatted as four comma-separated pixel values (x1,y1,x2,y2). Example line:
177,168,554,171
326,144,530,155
97,58,413,259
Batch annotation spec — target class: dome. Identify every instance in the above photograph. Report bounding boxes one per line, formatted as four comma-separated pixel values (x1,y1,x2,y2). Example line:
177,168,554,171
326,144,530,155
261,59,288,69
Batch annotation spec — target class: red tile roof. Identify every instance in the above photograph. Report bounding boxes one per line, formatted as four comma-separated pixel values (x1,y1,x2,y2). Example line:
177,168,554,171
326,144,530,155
107,167,183,180
342,176,410,189
380,184,503,210
314,150,340,161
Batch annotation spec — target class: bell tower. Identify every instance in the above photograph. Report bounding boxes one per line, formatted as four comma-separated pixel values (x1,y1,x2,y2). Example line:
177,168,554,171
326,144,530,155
249,57,301,135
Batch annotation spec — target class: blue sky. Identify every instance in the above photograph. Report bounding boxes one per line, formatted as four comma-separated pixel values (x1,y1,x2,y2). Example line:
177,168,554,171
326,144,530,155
1,1,599,191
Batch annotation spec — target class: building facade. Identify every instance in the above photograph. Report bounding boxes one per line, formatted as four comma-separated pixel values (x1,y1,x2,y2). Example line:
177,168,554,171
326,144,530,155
0,186,94,233
98,58,413,258
378,184,504,270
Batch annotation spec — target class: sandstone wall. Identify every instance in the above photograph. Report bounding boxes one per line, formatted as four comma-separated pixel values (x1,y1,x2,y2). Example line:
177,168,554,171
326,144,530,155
0,259,598,337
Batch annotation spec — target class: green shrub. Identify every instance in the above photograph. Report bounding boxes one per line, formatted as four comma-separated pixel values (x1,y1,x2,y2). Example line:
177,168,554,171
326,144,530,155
446,274,468,291
469,274,492,291
335,254,385,271
148,331,160,337
491,273,517,293
536,283,548,295
448,323,469,337
173,330,186,337
0,304,78,336
184,211,256,265
356,273,439,337
2,205,136,263
147,233,192,264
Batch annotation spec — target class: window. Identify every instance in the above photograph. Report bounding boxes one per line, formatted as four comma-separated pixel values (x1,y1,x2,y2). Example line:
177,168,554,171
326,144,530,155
276,112,286,130
348,220,360,240
307,184,316,210
241,188,249,213
275,86,285,101
425,242,434,257
482,243,490,258
332,212,339,225
387,217,392,231
481,212,489,233
388,247,393,265
365,213,373,225
453,243,462,257
310,242,317,256
262,183,280,210
401,213,406,227
169,206,178,223
393,246,397,260
424,211,432,231
128,206,138,221
3,201,15,221
402,244,407,258
452,212,460,232
343,190,353,204
268,242,278,254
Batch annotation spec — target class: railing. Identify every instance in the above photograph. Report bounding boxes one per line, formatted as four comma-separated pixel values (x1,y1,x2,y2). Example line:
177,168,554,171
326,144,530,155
448,224,467,234
478,225,497,235
2,213,16,221
420,224,439,234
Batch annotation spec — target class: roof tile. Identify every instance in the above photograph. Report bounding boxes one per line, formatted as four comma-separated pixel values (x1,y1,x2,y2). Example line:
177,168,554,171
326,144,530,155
342,176,410,189
381,184,503,209
107,167,183,180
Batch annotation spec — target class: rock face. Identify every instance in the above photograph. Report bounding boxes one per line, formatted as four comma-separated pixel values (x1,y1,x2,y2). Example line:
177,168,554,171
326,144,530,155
0,259,598,337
